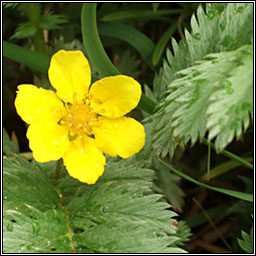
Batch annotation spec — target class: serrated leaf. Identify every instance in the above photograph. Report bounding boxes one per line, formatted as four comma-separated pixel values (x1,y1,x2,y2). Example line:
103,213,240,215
39,13,68,30
3,207,72,253
114,50,140,78
206,45,253,151
11,22,37,39
163,44,253,149
149,3,253,157
154,168,185,212
3,128,19,155
3,155,188,253
237,227,253,253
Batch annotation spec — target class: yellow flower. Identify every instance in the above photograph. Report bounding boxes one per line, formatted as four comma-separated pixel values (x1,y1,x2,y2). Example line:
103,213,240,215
14,50,145,184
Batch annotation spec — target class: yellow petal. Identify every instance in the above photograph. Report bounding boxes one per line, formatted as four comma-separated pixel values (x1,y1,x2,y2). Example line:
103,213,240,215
48,50,91,103
93,117,145,158
63,136,106,184
27,116,69,162
14,84,65,124
89,75,142,118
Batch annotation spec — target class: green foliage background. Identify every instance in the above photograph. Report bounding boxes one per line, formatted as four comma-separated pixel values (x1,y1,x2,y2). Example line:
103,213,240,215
3,2,254,254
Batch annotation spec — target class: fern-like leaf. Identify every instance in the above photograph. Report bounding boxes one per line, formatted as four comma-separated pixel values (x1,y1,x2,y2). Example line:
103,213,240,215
149,3,253,157
164,44,253,150
3,155,188,253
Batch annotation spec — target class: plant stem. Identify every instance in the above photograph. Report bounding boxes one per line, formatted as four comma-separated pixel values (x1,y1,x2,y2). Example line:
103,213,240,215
192,198,232,251
27,3,46,54
202,138,253,170
207,141,211,181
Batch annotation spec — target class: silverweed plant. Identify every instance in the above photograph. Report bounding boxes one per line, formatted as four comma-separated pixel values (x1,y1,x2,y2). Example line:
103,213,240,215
3,3,253,253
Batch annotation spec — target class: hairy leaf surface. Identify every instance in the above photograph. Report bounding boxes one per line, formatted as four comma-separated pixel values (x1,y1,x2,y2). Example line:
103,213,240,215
148,3,253,157
3,155,187,253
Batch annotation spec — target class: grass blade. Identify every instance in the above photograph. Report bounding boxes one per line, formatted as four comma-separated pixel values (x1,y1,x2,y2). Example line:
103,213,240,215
98,23,155,69
3,41,50,75
81,3,156,114
81,3,120,77
152,22,177,66
202,138,253,170
101,9,183,22
202,158,253,181
159,159,253,202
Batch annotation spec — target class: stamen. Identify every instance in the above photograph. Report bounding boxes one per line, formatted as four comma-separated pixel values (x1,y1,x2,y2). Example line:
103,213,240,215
61,97,104,141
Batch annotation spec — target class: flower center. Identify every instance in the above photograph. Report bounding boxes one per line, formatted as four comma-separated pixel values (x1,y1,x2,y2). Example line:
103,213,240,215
59,94,102,140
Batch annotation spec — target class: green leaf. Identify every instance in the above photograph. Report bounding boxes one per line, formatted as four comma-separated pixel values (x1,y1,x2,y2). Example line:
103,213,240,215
3,128,19,155
163,44,252,149
81,3,156,114
11,22,37,39
101,9,183,22
3,41,50,75
149,3,253,157
237,227,253,253
3,155,188,253
202,138,253,170
113,50,141,78
154,168,185,212
152,22,177,66
81,3,120,77
159,159,253,202
98,22,155,69
39,13,68,30
185,205,229,228
206,45,253,150
201,157,253,181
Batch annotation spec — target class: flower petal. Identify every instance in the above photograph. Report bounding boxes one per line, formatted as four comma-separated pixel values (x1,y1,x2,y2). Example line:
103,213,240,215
48,50,91,103
89,75,142,118
14,84,65,124
63,136,106,184
93,117,145,159
27,116,69,162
